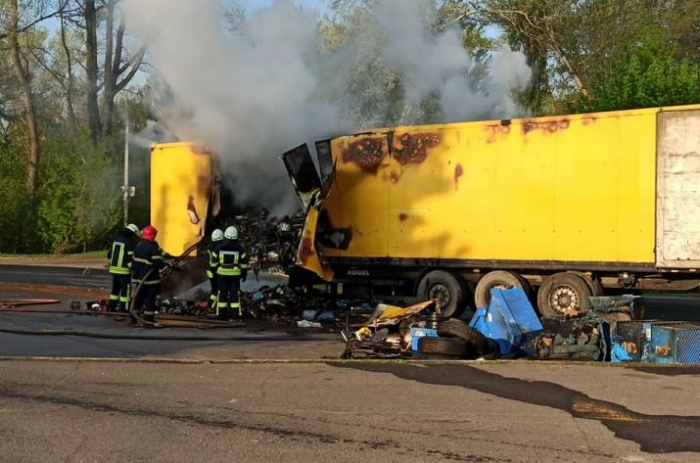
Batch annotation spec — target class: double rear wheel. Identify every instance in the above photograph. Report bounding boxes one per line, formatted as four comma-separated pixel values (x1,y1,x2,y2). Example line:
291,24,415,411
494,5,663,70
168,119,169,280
537,272,603,318
416,269,604,320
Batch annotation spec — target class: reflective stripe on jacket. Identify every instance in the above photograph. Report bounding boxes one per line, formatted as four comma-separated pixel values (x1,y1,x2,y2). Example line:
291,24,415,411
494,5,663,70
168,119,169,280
214,239,249,277
132,240,167,283
206,241,222,279
107,233,135,275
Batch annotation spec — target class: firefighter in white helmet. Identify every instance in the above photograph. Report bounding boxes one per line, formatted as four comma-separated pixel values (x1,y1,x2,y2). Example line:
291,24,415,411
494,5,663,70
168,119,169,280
206,228,225,312
106,223,140,312
212,225,249,320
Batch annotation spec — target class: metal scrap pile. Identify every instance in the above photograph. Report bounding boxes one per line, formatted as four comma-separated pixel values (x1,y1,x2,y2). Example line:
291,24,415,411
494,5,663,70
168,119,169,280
232,208,305,274
240,283,382,327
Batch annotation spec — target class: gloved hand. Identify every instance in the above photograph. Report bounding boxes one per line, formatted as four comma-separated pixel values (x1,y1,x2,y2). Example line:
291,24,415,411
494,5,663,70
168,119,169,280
241,270,247,282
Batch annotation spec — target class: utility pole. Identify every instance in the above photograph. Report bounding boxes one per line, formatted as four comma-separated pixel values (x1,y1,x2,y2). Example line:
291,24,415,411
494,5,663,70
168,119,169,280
122,110,134,225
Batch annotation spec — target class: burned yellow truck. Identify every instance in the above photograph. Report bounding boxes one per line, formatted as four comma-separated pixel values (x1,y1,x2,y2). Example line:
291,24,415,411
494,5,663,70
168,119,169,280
282,104,700,317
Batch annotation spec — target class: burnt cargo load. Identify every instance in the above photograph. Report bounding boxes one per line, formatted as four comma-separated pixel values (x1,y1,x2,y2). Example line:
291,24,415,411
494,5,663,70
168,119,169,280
282,104,700,318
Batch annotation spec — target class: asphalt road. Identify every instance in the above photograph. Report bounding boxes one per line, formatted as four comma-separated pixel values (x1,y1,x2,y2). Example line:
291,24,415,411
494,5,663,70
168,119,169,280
0,359,698,463
1,263,700,462
0,264,110,290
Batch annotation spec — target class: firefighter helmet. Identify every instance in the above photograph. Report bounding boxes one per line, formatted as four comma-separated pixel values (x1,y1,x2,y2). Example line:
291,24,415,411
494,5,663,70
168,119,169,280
126,223,140,236
142,225,157,241
211,228,224,242
224,226,238,240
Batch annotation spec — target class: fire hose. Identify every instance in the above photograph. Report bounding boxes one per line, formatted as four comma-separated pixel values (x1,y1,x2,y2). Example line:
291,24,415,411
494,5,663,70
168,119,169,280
128,240,202,328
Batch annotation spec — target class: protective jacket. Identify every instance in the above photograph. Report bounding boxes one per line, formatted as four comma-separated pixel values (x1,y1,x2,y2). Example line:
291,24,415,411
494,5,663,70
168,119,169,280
132,240,167,284
214,240,250,277
107,230,136,275
206,240,224,279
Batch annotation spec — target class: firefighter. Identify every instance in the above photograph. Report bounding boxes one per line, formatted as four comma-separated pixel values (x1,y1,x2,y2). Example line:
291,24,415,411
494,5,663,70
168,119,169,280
214,225,250,320
206,228,225,313
131,225,169,324
106,223,140,312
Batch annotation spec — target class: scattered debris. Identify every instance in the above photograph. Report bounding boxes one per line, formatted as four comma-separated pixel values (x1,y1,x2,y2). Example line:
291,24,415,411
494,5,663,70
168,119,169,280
0,298,61,309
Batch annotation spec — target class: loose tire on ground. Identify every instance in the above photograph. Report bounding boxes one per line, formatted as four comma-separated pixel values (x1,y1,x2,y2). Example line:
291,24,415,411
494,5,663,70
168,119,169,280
537,272,592,318
416,270,468,318
437,319,489,355
474,270,531,310
417,337,469,357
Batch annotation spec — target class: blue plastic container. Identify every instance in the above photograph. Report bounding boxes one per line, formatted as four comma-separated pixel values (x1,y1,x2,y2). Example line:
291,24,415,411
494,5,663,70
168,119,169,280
410,327,438,352
469,288,543,355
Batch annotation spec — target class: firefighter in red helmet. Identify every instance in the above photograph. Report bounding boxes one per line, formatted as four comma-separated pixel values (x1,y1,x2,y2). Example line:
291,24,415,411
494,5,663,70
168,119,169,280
131,225,169,324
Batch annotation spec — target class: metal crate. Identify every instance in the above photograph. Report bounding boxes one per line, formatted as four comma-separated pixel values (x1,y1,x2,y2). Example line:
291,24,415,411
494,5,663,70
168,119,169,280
646,322,700,365
614,320,700,364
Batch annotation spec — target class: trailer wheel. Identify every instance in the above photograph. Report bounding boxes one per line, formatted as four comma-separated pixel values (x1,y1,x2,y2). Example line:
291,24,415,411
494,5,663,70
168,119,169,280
417,337,468,357
567,271,604,299
537,272,592,318
416,270,467,318
474,270,532,310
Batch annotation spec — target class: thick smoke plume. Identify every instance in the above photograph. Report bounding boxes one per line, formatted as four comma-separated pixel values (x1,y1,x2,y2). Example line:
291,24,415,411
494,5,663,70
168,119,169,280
122,0,531,215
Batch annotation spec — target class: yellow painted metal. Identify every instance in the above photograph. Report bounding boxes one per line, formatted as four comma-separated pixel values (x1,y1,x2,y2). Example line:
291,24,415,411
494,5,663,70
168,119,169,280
315,106,677,267
150,142,211,257
298,205,334,280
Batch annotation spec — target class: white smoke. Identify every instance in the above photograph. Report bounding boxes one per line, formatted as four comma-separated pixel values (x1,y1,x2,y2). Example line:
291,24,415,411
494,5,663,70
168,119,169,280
121,0,531,215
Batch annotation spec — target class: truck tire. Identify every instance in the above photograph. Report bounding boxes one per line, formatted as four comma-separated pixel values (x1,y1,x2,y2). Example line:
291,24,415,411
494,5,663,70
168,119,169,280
474,270,532,310
480,339,501,360
416,270,467,318
567,271,605,302
417,337,468,357
437,319,489,355
537,272,592,318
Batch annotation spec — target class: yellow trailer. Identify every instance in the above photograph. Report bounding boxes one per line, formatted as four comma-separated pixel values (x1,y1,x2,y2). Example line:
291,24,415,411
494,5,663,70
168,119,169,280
283,104,700,317
150,142,213,257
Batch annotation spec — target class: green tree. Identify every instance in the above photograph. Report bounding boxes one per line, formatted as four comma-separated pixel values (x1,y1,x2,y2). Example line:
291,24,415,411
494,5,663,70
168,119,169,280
577,44,700,112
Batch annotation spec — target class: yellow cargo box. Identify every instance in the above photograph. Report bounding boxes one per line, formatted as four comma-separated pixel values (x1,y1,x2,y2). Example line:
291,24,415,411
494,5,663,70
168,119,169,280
150,142,212,257
283,104,700,317
306,105,700,268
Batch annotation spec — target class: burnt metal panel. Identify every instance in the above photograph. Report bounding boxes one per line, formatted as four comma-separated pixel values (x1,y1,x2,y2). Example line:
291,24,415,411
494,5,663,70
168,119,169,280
392,131,442,165
281,143,321,210
281,144,321,194
314,139,334,183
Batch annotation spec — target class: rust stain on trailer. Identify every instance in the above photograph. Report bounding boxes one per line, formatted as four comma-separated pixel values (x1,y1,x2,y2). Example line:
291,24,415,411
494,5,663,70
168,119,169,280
393,132,442,165
383,171,400,184
582,115,597,126
485,123,512,144
454,164,464,190
522,118,570,135
298,236,314,265
342,138,386,174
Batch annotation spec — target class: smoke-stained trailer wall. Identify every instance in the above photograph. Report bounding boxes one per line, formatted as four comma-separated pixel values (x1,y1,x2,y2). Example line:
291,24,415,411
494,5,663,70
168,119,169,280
286,104,700,317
